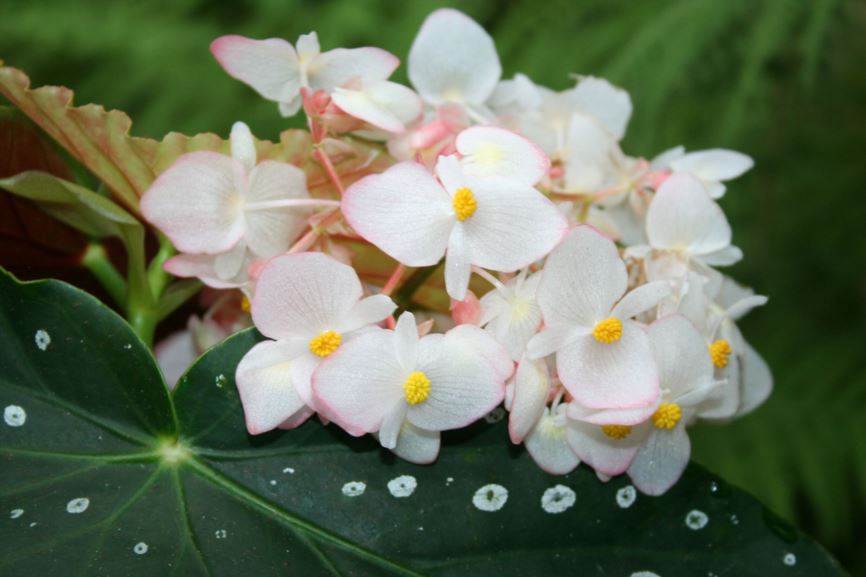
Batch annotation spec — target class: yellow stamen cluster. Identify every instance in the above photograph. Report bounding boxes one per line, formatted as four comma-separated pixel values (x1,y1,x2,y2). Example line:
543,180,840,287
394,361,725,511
309,330,342,358
592,317,623,344
709,339,732,369
601,425,632,440
240,295,251,313
403,371,431,405
452,187,478,221
652,403,682,430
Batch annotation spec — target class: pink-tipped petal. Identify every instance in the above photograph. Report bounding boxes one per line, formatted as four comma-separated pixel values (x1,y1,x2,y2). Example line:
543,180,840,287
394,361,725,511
407,327,506,431
311,47,399,91
566,418,646,476
245,160,309,257
408,8,501,106
394,423,441,464
566,399,660,427
508,357,550,443
277,405,316,430
164,254,245,289
464,178,568,272
447,324,514,380
536,225,628,327
646,173,733,256
456,126,550,185
557,323,659,409
235,339,310,435
312,329,404,436
670,149,754,182
342,162,454,266
211,35,301,102
251,252,363,340
627,425,690,496
140,151,245,254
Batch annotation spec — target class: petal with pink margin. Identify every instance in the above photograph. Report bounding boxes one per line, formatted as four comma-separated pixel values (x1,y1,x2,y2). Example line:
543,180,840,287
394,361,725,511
310,47,399,91
244,160,309,257
342,162,454,267
508,357,550,443
566,418,647,476
627,424,691,496
140,151,245,254
210,36,301,102
456,126,550,185
235,339,310,434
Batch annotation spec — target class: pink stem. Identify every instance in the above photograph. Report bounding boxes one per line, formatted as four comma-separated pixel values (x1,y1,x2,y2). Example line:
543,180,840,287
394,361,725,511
380,264,406,297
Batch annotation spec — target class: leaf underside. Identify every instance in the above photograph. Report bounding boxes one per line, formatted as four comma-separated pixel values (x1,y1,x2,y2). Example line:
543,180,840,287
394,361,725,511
0,270,843,576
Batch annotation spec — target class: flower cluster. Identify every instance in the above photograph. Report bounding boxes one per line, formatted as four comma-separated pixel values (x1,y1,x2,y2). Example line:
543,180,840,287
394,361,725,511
143,8,771,495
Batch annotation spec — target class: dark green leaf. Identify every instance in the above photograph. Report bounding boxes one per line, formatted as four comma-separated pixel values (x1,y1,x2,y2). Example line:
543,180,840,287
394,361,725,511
0,271,844,576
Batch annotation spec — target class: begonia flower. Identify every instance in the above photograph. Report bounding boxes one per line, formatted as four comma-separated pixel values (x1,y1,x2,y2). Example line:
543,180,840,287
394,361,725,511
527,225,671,409
653,146,754,198
342,135,567,300
234,252,396,434
312,312,512,463
478,269,543,361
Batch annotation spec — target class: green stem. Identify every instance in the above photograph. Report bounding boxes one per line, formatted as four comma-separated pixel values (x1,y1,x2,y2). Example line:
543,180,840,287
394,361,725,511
128,305,158,347
147,232,175,299
393,261,442,311
81,242,126,308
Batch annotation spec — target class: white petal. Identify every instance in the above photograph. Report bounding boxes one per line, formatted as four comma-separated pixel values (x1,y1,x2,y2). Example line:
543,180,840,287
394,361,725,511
536,225,627,327
724,294,768,322
484,294,543,361
525,409,580,475
446,324,514,380
342,162,454,267
251,252,362,340
647,315,714,400
408,8,501,106
338,295,397,333
464,178,567,272
566,418,647,476
650,145,685,170
288,351,321,409
700,245,743,267
557,324,659,409
434,154,468,194
566,399,659,426
445,226,472,300
140,152,245,254
155,329,197,390
230,121,257,172
670,149,754,182
526,324,590,360
394,311,419,373
309,47,399,91
508,357,550,443
570,76,632,140
562,114,619,192
211,35,301,103
244,160,309,257
311,329,404,436
163,254,245,289
407,328,506,431
456,126,549,185
379,401,408,450
213,241,247,280
393,422,441,464
611,281,672,320
736,341,773,417
235,339,310,434
331,80,422,133
295,32,320,62
628,425,691,496
646,173,733,256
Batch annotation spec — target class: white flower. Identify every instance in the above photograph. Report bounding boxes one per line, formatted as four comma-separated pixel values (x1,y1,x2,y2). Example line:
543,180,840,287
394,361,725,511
478,269,543,361
142,122,322,287
312,312,512,463
342,129,567,301
653,146,754,198
234,253,396,434
528,225,671,409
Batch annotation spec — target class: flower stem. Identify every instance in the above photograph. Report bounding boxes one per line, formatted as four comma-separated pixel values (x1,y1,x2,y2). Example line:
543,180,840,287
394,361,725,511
81,242,126,308
393,261,442,310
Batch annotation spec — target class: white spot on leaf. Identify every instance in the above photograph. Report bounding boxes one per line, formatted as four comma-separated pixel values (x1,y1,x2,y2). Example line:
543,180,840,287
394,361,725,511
9,509,24,519
472,483,508,512
341,481,366,497
685,509,709,530
214,529,227,539
541,484,576,514
630,572,661,577
282,467,295,474
66,497,90,514
387,475,417,498
483,406,506,423
616,485,637,509
215,374,227,388
133,542,148,555
4,405,26,427
783,553,796,566
34,329,51,351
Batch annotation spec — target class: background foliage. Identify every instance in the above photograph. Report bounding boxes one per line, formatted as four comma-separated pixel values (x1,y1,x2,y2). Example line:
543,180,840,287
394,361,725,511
1,0,864,573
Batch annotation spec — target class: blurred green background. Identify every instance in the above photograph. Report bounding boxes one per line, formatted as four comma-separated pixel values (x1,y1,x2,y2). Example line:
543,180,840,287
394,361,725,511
2,0,864,572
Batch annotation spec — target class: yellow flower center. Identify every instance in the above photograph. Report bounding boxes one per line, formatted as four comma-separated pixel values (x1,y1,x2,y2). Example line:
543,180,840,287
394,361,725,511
403,371,431,405
592,317,623,344
240,295,251,313
452,187,478,221
652,403,682,430
601,425,632,440
709,339,732,369
308,330,342,358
